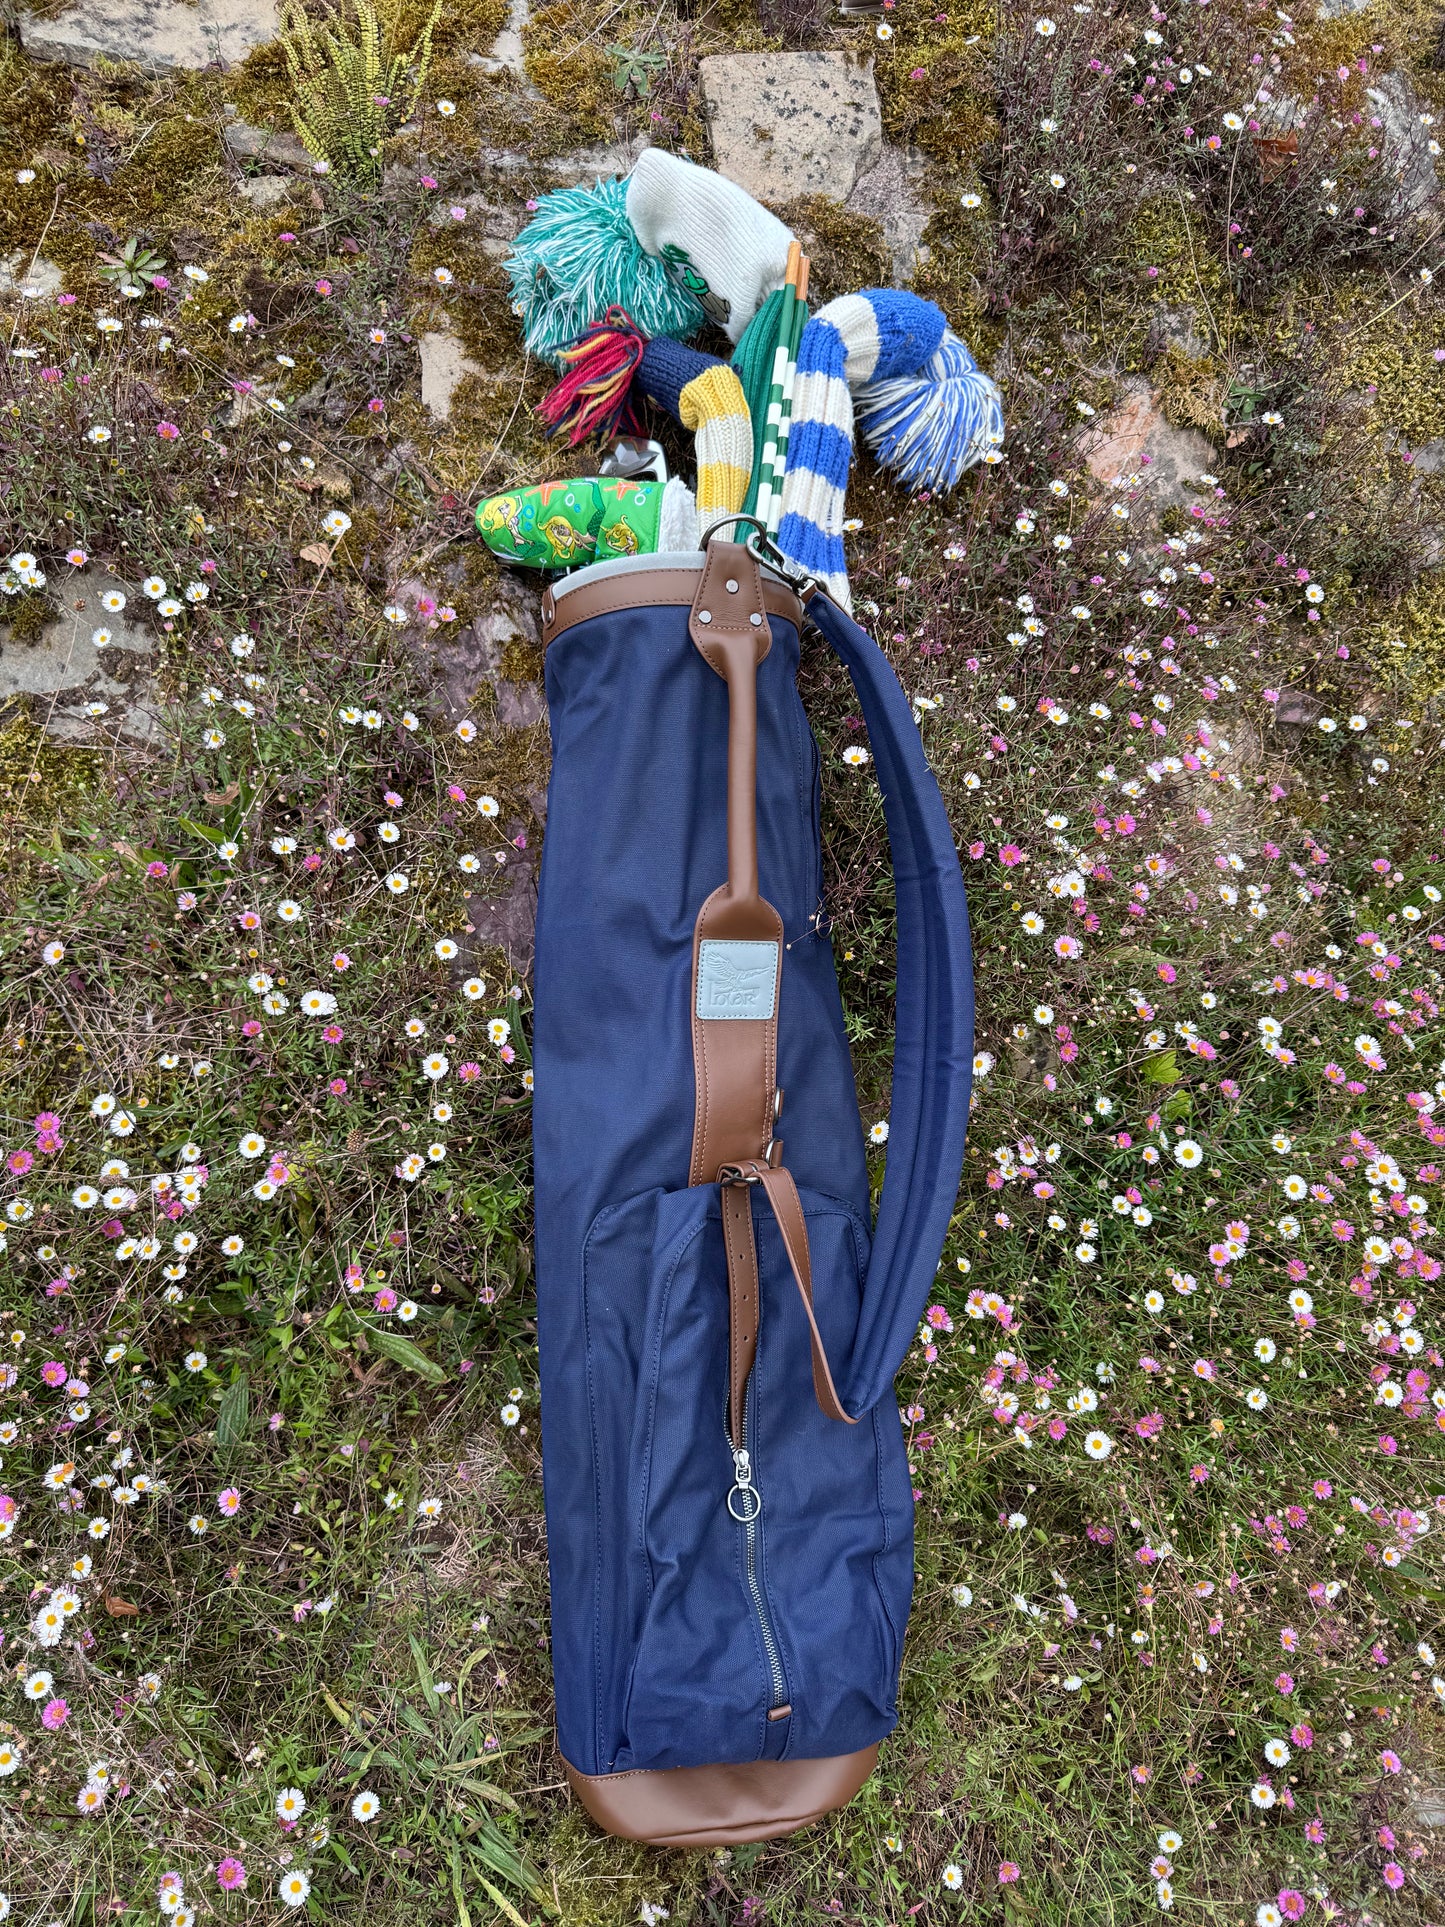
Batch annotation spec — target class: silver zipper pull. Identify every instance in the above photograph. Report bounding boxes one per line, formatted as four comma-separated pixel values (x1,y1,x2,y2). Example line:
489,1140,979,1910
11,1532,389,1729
727,1448,762,1522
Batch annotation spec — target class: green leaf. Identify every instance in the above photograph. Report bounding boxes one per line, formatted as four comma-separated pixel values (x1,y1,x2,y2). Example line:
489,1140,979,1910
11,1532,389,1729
1142,1049,1182,1085
178,816,227,847
449,1845,474,1927
473,1869,530,1927
410,1635,438,1702
453,1775,517,1804
215,1377,251,1454
363,1326,446,1383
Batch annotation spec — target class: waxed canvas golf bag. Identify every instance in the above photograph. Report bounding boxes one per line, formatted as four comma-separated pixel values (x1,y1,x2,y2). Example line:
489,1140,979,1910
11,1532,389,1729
531,527,973,1847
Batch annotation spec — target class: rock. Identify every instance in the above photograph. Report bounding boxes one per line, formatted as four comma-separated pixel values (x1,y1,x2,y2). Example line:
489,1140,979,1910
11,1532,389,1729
474,0,528,75
471,609,546,730
845,143,931,285
699,53,882,204
405,574,544,729
0,253,65,299
226,381,279,426
19,0,279,71
426,584,544,730
1414,1784,1445,1828
0,569,158,746
1147,304,1210,360
416,582,545,975
1365,72,1440,216
1079,377,1215,510
1272,686,1325,732
418,323,486,423
1254,90,1306,135
237,175,292,210
479,138,648,185
223,118,313,172
1315,0,1368,14
464,836,537,975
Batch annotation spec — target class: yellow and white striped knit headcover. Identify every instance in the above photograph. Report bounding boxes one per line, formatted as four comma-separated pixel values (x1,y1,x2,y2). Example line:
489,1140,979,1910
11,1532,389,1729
678,367,752,518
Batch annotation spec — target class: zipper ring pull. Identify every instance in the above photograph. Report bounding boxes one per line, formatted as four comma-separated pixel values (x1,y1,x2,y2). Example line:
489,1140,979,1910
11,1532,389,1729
727,1445,763,1521
727,1483,763,1523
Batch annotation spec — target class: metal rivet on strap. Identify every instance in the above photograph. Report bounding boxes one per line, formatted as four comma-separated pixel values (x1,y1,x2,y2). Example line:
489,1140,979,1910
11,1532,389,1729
697,608,712,624
725,578,739,593
749,612,763,627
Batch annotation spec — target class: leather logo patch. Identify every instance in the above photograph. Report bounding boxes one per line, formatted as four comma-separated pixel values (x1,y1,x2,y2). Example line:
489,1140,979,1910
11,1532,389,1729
696,940,778,1021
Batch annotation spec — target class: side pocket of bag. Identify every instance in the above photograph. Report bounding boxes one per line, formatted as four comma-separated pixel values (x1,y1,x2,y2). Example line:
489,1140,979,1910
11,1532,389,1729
578,1187,672,1775
750,1190,914,1759
580,1183,912,1776
582,1186,775,1775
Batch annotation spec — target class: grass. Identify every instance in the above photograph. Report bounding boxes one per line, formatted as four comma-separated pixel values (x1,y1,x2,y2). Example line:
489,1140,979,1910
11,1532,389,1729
1,0,1444,1922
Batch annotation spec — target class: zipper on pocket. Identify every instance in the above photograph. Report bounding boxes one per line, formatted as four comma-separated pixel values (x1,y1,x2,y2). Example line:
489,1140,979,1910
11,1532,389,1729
727,1423,792,1722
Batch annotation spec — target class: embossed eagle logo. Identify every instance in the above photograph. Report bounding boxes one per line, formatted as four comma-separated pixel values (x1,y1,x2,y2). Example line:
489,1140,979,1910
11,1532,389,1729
713,957,767,990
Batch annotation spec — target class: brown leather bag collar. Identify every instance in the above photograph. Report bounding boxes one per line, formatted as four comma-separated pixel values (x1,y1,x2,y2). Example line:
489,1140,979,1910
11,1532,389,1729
542,560,802,646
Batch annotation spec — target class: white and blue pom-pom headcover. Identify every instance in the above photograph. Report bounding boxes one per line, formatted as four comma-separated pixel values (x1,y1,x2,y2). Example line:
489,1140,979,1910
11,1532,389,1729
777,289,1004,609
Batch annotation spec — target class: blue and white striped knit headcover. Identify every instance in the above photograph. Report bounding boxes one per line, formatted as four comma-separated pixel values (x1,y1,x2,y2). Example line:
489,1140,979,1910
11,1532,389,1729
777,289,1004,609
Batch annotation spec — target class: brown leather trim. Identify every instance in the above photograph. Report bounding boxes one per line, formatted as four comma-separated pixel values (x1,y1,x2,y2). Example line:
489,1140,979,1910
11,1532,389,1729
686,543,786,1192
721,1161,858,1426
563,1744,879,1847
722,1178,760,1442
688,539,772,671
689,887,782,1189
541,564,802,645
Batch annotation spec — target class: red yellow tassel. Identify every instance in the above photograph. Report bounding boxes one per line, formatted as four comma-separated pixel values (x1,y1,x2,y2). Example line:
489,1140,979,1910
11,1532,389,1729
537,307,648,445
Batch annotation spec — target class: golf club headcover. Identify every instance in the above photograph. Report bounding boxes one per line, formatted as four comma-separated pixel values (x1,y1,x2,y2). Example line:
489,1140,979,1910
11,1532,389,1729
626,149,794,344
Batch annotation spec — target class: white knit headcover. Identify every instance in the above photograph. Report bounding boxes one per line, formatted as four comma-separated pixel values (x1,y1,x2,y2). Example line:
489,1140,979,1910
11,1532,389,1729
626,150,794,345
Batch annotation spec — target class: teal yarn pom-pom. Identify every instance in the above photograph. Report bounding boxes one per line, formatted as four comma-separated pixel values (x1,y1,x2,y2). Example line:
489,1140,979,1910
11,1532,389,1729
504,178,707,366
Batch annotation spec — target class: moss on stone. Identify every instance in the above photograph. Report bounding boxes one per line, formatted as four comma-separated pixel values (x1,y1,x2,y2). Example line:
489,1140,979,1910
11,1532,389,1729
1290,1,1396,92
0,709,100,825
1155,345,1226,433
1127,195,1229,316
521,0,625,142
776,196,891,306
3,592,61,646
392,0,508,54
1354,570,1445,703
110,110,225,224
1330,285,1445,448
498,628,544,687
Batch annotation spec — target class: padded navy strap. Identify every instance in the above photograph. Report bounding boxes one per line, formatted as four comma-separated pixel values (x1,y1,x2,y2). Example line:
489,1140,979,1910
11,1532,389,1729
805,592,974,1415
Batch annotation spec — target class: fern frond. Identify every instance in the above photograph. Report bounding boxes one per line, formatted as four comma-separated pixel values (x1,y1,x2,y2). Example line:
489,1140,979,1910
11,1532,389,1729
274,0,437,185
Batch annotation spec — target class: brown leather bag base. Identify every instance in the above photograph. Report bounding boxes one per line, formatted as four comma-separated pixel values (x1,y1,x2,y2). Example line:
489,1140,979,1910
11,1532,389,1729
563,1745,879,1847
